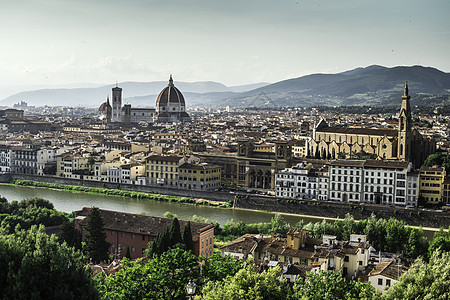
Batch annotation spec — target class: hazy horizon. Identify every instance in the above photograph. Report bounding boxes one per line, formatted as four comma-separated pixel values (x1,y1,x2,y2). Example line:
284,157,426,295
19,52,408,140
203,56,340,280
1,0,449,99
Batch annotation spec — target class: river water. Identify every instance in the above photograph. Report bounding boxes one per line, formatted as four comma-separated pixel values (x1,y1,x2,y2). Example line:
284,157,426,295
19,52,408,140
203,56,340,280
0,184,327,226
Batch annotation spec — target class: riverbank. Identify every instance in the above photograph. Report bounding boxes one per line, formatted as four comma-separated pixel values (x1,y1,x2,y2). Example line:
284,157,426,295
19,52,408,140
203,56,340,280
6,180,231,209
1,173,449,229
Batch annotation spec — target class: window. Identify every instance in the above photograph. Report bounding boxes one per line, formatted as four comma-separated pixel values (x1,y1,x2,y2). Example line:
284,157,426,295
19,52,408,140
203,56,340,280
111,231,115,236
344,256,349,262
142,235,145,241
378,278,383,285
386,279,391,287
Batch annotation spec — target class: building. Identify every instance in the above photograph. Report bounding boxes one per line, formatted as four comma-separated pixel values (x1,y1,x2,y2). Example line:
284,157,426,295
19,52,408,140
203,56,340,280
368,259,408,293
220,230,371,280
0,146,11,173
105,76,189,124
10,147,38,175
275,164,319,200
275,159,418,207
236,139,293,189
145,155,182,186
155,75,190,123
308,83,435,167
419,166,446,204
178,162,221,190
74,208,214,259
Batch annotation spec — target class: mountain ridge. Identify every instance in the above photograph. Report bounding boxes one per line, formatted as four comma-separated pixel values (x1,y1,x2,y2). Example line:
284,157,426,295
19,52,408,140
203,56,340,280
1,65,449,108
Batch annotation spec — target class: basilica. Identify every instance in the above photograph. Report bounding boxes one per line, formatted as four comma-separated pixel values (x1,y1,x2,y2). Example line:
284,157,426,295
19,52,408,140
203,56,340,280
308,83,435,167
98,76,190,124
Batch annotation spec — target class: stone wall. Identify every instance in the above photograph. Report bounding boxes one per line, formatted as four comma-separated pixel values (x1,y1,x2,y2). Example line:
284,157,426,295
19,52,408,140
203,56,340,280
234,195,450,228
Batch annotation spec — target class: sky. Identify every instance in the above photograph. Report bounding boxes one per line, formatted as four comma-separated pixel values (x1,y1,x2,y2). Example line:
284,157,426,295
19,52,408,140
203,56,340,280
0,0,449,98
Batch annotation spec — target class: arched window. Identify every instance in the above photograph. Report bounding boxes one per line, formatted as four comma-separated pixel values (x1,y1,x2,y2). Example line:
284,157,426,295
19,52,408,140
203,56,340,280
400,144,403,156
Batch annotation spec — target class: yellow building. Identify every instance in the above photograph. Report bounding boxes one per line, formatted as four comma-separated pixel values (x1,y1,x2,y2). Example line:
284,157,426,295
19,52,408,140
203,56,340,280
56,153,89,178
419,166,446,204
145,155,181,186
179,162,221,190
443,178,450,205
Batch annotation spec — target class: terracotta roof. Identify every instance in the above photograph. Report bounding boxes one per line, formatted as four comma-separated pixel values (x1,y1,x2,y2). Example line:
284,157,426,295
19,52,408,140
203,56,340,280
75,208,213,241
368,259,408,281
317,127,397,137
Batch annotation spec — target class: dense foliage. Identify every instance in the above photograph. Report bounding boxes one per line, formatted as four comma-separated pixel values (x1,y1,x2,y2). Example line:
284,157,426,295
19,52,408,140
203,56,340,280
0,196,69,233
384,250,450,300
423,152,450,172
96,248,244,300
294,270,378,300
200,259,292,300
0,225,98,300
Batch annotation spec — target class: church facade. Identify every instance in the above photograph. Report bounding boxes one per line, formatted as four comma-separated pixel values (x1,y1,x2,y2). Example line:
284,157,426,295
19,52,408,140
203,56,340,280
307,83,435,167
98,76,189,124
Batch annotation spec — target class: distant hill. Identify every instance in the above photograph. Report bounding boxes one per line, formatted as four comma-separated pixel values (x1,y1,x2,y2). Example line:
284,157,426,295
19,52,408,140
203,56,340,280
0,81,268,108
221,65,450,107
1,65,449,108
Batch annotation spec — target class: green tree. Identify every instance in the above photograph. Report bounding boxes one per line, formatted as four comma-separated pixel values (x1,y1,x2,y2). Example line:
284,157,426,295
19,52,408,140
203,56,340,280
202,253,244,283
294,270,378,300
428,228,450,258
200,259,292,300
83,207,110,263
0,225,98,300
59,219,82,250
183,221,194,252
270,213,291,234
384,250,450,300
169,217,182,247
97,248,199,300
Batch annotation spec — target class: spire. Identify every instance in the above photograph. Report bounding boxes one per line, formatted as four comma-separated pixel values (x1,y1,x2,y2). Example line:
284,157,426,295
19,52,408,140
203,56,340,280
106,95,110,104
116,81,118,88
168,74,174,87
404,81,408,96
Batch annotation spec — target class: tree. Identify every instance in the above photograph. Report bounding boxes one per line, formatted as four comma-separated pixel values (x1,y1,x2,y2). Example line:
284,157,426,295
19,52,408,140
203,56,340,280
168,217,182,247
427,227,450,258
59,219,82,250
183,221,194,252
385,250,450,299
200,260,292,300
294,270,378,300
202,253,244,283
97,248,199,300
270,213,291,234
0,225,98,300
83,207,110,263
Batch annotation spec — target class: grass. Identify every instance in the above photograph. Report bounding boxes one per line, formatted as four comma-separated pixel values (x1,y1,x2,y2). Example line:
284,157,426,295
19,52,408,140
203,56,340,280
9,179,230,208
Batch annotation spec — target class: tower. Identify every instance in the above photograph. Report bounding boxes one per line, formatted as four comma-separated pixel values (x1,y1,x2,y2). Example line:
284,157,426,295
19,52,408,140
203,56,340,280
112,83,122,122
398,82,412,160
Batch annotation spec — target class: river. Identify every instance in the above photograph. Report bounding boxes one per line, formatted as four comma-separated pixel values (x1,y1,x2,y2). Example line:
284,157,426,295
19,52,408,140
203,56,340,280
0,184,327,226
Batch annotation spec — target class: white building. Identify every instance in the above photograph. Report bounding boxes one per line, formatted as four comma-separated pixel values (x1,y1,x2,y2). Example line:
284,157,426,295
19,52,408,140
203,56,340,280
275,164,319,200
275,160,418,207
0,146,11,172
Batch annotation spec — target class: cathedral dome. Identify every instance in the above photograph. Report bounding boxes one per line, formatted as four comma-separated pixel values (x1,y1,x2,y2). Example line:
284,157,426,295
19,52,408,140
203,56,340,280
156,75,185,106
98,98,112,113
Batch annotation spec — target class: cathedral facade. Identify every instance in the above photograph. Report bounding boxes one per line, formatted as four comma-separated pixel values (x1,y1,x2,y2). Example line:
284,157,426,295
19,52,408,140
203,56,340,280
98,76,189,124
307,83,435,167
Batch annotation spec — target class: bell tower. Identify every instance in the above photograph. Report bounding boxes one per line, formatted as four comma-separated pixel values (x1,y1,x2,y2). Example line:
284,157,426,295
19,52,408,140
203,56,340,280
112,83,122,122
398,82,412,160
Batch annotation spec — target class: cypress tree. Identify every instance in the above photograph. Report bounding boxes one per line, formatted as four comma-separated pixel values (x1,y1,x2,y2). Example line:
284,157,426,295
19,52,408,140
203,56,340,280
125,246,131,259
168,218,182,247
183,221,194,252
83,207,110,263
